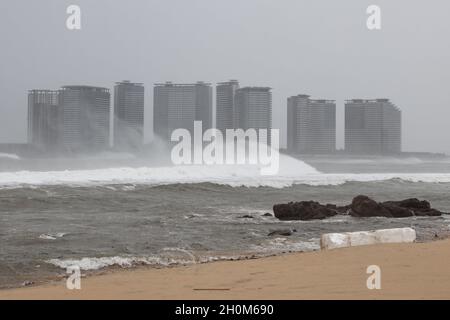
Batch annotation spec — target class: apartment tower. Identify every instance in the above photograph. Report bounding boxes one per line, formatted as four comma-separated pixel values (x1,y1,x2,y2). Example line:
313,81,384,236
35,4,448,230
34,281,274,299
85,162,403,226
153,82,213,141
345,99,402,154
113,81,145,149
59,86,111,152
27,90,61,151
234,87,272,131
287,94,336,154
216,80,239,134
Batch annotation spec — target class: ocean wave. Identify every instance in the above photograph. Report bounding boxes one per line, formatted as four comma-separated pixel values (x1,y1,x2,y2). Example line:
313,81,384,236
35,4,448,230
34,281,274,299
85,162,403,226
0,155,317,188
46,250,260,271
250,237,320,253
47,256,164,270
0,154,450,189
47,248,198,270
46,246,318,272
1,170,450,190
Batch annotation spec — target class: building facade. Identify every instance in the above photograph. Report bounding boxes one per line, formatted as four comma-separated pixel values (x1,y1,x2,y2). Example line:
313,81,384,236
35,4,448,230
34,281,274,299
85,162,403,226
153,82,213,141
59,86,111,152
216,80,239,134
287,95,336,154
234,87,272,131
28,90,61,151
345,99,402,154
114,81,145,149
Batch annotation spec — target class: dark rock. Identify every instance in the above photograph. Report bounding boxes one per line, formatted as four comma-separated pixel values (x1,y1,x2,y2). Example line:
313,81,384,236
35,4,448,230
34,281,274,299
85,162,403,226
383,198,430,210
274,196,445,221
413,209,442,217
239,215,254,219
273,201,339,221
349,195,392,218
381,203,414,218
326,204,351,214
268,229,295,236
22,281,34,287
382,198,441,217
400,198,431,210
262,213,273,217
351,195,443,218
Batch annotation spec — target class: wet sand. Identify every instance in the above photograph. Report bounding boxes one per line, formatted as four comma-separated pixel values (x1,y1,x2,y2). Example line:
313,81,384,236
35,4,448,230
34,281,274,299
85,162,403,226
1,239,450,300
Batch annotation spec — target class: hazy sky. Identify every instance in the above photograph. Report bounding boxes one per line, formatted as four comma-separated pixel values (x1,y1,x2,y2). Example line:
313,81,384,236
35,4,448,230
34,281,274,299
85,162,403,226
0,0,449,153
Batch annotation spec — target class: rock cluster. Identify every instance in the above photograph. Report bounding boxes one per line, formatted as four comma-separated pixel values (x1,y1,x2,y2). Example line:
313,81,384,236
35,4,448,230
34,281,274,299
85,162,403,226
273,196,445,221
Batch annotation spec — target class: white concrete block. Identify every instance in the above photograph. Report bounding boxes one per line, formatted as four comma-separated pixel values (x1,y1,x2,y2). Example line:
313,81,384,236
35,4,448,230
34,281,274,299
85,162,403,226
348,231,377,247
320,233,350,250
320,228,416,250
374,228,416,243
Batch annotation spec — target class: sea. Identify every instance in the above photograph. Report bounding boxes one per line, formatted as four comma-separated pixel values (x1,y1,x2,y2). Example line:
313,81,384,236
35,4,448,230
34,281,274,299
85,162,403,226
1,151,450,288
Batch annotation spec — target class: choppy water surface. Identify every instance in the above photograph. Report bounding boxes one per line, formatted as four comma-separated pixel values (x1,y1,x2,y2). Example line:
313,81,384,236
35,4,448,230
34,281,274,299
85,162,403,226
1,155,450,288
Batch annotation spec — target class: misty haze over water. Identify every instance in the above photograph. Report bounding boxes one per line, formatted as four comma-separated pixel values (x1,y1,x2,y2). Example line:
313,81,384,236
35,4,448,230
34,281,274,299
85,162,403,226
1,1,450,153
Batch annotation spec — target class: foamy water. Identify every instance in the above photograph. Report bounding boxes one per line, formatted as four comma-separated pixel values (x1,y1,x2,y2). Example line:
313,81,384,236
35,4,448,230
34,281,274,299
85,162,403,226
2,155,450,288
1,154,450,189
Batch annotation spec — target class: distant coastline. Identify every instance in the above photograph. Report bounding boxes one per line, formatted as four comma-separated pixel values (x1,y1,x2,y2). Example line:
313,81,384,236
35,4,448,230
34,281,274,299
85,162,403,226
0,142,447,160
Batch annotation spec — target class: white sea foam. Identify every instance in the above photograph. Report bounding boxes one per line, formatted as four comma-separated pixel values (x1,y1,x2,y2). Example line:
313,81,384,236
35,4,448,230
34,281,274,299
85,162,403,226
46,252,253,271
250,238,320,253
48,251,300,271
47,256,161,270
47,248,198,270
39,233,66,240
0,154,450,189
39,234,58,240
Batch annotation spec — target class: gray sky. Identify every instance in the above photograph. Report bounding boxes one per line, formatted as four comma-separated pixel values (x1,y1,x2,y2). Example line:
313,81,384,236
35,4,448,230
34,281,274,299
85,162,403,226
0,0,449,153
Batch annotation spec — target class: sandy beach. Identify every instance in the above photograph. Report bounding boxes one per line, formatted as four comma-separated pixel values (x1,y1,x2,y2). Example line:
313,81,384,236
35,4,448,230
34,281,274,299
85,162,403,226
1,239,450,300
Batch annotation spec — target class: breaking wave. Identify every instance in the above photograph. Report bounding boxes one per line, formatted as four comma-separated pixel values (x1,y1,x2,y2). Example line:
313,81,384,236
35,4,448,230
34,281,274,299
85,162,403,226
48,255,195,271
0,154,450,189
47,252,253,271
46,239,321,272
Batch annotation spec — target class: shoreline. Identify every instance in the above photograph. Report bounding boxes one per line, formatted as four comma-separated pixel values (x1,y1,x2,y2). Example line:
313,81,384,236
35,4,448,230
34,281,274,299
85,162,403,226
2,239,450,300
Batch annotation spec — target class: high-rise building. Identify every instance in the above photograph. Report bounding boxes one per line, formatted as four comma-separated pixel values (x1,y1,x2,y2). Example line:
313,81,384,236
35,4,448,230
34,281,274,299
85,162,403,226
59,86,111,152
287,95,336,154
216,80,239,133
113,81,145,149
234,87,272,131
345,99,402,154
28,90,61,150
153,82,213,141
